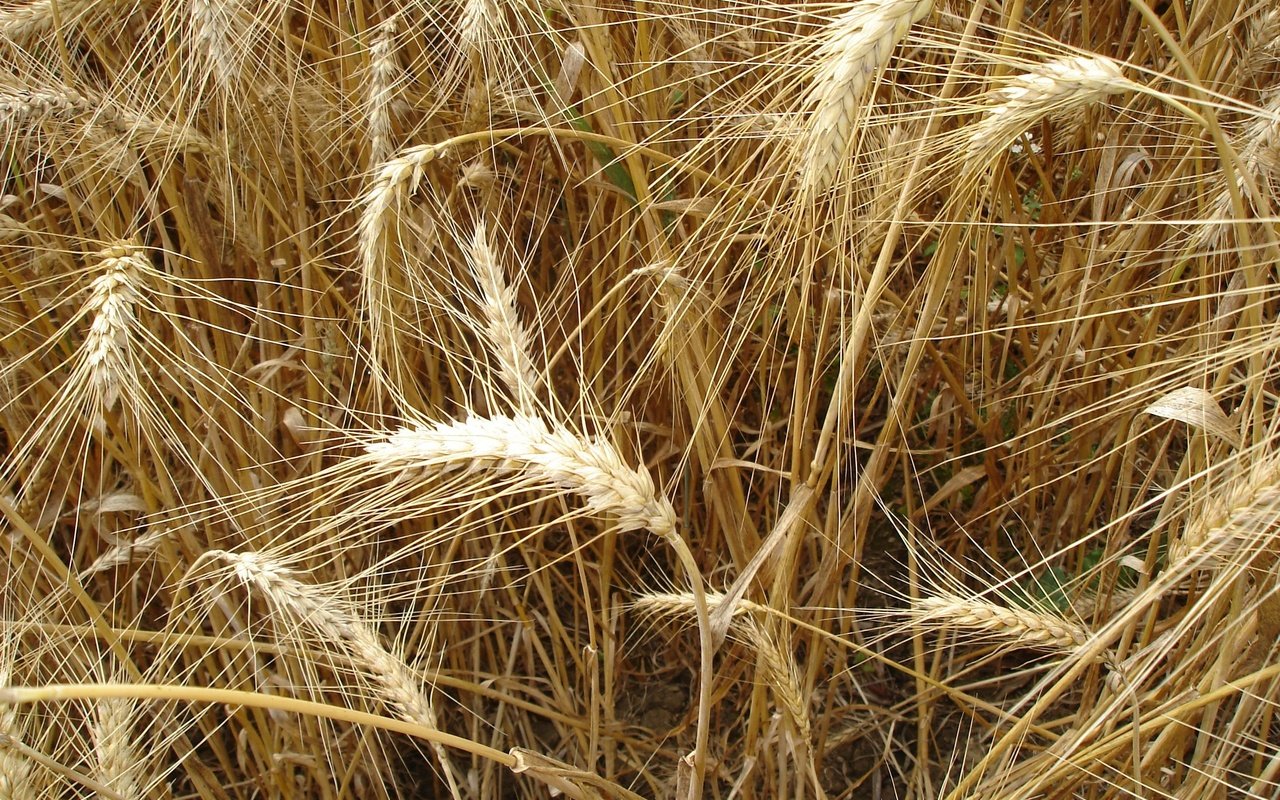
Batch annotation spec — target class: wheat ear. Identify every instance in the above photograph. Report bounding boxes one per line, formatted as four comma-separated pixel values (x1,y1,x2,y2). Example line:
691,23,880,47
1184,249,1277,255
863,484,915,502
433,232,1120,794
0,0,100,44
1169,464,1280,567
91,697,142,799
365,414,677,537
466,222,541,410
79,243,148,410
797,0,933,194
188,0,244,92
0,84,211,153
356,143,444,389
457,0,498,58
966,54,1133,167
636,591,810,742
0,653,35,799
912,593,1100,657
206,549,464,797
364,413,716,799
365,13,401,166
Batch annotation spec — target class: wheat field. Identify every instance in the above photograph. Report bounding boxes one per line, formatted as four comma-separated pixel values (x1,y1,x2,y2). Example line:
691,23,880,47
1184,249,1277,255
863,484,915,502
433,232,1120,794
1,1,1278,798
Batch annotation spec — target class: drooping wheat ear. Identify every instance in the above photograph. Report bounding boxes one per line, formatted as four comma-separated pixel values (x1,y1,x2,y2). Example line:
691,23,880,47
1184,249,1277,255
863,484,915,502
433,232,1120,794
0,0,100,44
635,591,810,742
188,0,244,92
356,143,445,389
79,243,147,409
965,54,1133,167
91,697,142,799
364,414,677,539
912,593,1098,657
466,222,541,410
797,0,933,195
366,13,401,166
1168,464,1280,568
0,84,211,153
206,549,464,796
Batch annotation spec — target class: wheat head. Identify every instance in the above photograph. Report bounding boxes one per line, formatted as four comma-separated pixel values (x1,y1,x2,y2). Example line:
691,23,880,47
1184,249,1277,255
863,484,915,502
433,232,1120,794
797,0,933,195
466,222,542,410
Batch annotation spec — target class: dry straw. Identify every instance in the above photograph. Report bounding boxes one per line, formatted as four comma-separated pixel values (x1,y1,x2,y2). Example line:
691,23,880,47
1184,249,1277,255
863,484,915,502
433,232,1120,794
797,0,933,194
465,222,541,409
966,54,1132,167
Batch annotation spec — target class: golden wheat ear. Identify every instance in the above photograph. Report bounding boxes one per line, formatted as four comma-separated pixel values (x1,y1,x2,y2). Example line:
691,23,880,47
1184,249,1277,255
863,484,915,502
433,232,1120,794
794,0,934,196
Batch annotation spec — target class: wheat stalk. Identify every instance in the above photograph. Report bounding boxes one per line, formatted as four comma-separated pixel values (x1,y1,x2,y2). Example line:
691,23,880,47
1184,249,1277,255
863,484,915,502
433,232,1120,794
965,54,1132,167
206,549,464,797
796,0,933,195
365,13,401,166
912,593,1097,655
466,222,541,410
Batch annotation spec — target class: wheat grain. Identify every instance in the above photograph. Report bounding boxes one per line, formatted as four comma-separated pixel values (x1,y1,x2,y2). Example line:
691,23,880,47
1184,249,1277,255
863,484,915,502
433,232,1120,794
366,13,401,166
466,222,541,409
913,593,1095,654
966,54,1132,167
79,243,147,409
797,0,933,194
364,414,677,539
